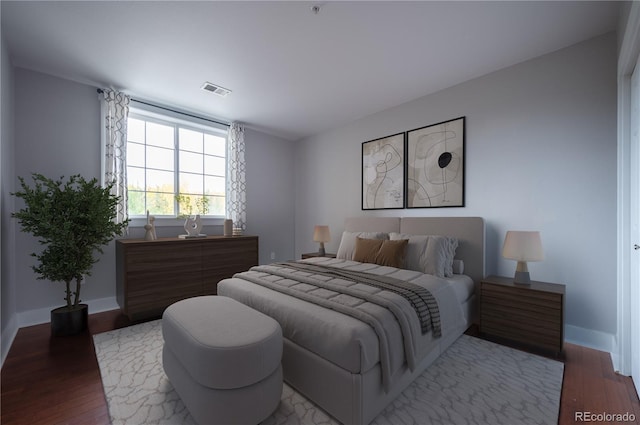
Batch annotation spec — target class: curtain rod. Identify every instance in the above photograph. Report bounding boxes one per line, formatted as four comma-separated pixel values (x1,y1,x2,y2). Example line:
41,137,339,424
97,88,230,128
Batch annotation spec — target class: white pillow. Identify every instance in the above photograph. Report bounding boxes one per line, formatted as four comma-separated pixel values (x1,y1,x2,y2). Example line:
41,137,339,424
388,232,429,272
424,235,451,277
446,237,459,277
389,233,459,277
452,259,464,274
336,231,388,260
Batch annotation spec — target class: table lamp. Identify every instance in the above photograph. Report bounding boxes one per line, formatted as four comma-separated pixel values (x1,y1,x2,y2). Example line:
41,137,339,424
313,225,331,256
502,230,544,284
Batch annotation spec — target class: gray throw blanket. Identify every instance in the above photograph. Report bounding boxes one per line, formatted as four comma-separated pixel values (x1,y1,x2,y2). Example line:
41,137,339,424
275,262,441,336
233,261,442,392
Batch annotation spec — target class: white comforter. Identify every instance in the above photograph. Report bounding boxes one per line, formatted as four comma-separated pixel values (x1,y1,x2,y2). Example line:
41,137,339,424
217,257,468,387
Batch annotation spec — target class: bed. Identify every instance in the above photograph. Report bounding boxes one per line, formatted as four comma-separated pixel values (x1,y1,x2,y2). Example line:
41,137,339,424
218,216,485,425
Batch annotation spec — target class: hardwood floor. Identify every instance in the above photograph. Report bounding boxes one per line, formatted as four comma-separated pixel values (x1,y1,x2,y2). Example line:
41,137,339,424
2,310,639,425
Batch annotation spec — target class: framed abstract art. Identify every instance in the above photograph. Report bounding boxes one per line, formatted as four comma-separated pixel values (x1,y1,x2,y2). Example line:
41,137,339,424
406,117,465,208
362,132,405,210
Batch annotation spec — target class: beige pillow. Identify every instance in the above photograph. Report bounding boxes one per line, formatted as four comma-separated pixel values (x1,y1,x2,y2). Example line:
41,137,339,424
375,238,409,268
354,237,408,269
353,237,383,264
336,231,388,260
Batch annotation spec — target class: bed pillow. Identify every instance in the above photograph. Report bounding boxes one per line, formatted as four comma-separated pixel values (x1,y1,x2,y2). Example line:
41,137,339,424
423,236,450,277
452,259,464,274
352,237,383,263
376,238,409,268
353,237,408,268
336,231,388,260
388,233,429,272
446,237,459,277
389,233,459,277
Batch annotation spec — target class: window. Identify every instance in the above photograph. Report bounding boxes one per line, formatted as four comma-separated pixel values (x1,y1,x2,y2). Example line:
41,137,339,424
126,109,227,218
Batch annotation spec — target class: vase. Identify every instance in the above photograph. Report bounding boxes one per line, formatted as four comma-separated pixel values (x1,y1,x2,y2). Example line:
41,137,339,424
50,304,88,336
224,219,233,237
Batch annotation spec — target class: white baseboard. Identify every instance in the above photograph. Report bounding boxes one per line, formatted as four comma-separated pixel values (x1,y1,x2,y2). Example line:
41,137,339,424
1,315,19,368
17,296,120,328
2,297,119,368
565,324,620,371
4,302,624,377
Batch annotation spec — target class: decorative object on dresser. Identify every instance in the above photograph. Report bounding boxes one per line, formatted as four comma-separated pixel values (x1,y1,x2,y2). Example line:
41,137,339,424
144,210,157,241
115,235,258,320
480,275,565,356
223,218,233,236
502,230,544,284
175,193,209,238
313,225,331,256
179,214,206,239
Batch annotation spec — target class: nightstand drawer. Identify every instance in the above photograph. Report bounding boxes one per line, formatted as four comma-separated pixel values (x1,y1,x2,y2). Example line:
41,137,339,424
480,319,562,352
481,283,562,305
480,275,565,355
481,301,562,329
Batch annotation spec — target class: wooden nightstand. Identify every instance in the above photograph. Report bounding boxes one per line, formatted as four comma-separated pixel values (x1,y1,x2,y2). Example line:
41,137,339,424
480,275,565,356
301,252,337,259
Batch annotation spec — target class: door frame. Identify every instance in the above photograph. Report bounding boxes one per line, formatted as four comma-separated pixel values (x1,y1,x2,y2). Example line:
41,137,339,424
616,2,640,397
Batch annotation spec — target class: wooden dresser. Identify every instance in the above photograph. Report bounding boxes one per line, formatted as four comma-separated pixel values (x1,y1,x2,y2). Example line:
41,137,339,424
116,236,258,320
480,275,565,355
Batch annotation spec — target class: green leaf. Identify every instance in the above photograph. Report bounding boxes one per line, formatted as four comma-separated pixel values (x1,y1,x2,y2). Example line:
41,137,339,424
12,173,129,307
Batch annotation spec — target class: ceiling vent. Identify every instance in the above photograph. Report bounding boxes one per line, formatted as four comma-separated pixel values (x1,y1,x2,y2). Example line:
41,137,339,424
201,82,231,97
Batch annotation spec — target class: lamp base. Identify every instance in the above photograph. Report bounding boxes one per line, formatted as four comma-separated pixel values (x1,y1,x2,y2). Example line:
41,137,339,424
514,270,531,285
512,261,531,284
318,242,325,257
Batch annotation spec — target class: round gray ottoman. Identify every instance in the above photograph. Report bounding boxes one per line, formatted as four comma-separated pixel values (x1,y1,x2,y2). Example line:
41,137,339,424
162,296,283,425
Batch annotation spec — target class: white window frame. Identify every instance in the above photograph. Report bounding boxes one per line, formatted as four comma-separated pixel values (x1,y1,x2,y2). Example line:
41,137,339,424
126,103,228,228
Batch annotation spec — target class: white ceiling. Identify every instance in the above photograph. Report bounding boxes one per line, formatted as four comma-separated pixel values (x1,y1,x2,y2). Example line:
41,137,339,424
2,1,620,141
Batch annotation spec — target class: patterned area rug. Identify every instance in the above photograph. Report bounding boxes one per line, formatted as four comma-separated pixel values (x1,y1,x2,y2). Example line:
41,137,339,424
93,320,563,425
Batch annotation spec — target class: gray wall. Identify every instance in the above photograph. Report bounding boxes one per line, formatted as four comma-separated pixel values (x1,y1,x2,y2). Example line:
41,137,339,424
3,31,619,357
1,30,18,363
245,127,296,264
9,67,295,326
13,68,109,317
294,33,618,351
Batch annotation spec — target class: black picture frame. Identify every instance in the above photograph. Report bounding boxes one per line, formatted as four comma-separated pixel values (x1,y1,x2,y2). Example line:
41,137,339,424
406,117,465,208
361,132,405,210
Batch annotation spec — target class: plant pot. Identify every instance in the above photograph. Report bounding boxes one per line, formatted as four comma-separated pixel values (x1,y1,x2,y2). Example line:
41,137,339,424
51,304,88,336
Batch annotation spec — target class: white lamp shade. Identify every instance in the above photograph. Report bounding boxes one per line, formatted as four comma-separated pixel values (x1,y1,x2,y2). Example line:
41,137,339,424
502,231,544,262
313,225,331,243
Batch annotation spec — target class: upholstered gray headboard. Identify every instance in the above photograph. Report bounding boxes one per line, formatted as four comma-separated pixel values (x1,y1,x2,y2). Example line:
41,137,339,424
344,216,485,284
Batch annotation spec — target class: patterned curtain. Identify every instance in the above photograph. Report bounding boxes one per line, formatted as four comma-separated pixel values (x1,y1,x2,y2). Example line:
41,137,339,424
100,89,130,225
226,122,246,232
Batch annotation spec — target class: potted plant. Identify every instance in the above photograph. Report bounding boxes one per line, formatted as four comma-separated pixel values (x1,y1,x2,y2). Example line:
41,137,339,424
175,193,210,219
12,173,128,336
